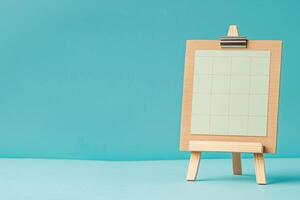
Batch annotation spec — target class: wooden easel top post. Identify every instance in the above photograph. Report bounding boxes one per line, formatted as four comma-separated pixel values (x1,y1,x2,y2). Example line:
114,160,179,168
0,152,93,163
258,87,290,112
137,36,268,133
227,25,239,37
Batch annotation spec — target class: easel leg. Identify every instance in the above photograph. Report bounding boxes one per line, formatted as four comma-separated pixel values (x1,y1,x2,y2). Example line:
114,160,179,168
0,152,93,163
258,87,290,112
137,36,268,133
232,153,242,175
254,153,266,185
186,152,201,181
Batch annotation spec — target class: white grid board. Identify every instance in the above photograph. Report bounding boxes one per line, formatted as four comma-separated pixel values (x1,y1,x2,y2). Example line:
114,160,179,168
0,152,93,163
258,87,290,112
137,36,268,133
191,50,270,136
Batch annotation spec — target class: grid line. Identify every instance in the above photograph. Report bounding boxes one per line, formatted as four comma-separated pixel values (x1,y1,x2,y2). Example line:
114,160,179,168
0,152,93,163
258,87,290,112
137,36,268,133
208,57,214,134
246,57,253,136
226,57,233,135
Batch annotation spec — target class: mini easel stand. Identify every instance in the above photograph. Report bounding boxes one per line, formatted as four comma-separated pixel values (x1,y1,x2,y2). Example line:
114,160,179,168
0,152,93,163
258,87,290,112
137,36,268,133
186,25,266,185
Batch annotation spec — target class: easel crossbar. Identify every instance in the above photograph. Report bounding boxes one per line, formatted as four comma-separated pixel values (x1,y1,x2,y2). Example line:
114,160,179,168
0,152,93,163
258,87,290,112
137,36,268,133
188,141,263,153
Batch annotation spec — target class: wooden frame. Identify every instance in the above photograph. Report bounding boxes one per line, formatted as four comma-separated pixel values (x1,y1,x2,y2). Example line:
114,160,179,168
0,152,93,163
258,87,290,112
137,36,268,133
180,40,282,153
180,25,282,185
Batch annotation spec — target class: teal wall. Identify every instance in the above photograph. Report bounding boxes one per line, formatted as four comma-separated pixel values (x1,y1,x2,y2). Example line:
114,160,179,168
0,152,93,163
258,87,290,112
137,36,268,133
0,0,298,160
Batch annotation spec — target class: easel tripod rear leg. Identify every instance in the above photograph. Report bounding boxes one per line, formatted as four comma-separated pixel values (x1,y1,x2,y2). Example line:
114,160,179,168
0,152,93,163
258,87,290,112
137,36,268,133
232,152,242,175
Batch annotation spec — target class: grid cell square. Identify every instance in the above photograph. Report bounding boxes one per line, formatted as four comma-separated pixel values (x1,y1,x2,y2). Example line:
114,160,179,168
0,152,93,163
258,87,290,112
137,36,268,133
228,116,248,135
231,57,251,75
248,116,268,136
211,75,230,93
193,75,212,93
191,115,210,134
230,76,250,93
210,94,229,115
195,57,213,75
213,57,231,75
229,94,249,115
250,76,270,94
210,116,228,135
249,95,269,116
192,93,211,115
251,57,270,75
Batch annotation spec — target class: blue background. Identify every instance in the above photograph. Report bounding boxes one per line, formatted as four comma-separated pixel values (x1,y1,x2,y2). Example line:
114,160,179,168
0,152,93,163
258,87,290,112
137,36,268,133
0,0,298,160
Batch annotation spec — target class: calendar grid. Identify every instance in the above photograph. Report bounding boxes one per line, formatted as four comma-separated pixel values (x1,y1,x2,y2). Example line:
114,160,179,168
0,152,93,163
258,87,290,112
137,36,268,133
191,50,270,136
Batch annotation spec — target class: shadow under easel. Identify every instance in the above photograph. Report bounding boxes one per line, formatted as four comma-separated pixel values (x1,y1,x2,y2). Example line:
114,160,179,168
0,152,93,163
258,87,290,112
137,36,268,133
193,174,256,183
191,173,300,185
267,174,300,184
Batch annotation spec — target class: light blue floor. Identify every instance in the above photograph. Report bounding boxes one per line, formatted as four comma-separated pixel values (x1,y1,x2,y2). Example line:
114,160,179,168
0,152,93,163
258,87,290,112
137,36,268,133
0,158,299,200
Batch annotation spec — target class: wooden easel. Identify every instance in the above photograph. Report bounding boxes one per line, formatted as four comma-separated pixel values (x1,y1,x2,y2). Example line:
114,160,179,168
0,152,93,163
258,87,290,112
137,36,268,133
186,25,267,185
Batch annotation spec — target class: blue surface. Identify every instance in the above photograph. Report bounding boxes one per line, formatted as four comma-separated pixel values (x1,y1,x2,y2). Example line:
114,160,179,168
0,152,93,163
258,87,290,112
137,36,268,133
0,0,299,160
0,158,299,200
